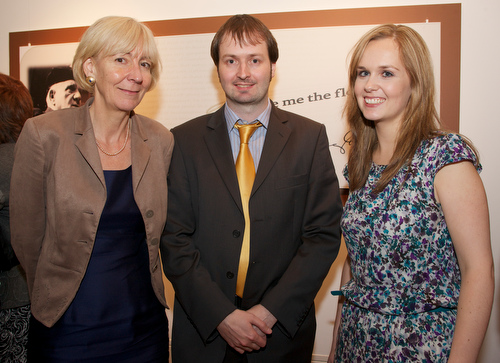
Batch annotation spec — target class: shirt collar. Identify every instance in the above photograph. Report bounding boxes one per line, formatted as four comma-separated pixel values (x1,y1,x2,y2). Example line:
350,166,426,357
225,99,271,133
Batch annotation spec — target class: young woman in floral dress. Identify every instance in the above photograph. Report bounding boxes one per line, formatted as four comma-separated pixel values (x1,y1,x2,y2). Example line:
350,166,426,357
328,24,493,362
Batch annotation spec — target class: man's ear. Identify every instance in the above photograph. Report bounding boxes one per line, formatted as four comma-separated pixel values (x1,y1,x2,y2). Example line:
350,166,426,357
271,63,276,79
46,87,56,109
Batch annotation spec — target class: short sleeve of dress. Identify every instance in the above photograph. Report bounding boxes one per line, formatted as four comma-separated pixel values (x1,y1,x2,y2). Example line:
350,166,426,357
423,133,481,181
343,164,349,184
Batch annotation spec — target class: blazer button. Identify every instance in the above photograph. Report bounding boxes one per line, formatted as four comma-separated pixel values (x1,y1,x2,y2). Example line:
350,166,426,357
226,271,234,279
146,210,154,218
232,230,241,238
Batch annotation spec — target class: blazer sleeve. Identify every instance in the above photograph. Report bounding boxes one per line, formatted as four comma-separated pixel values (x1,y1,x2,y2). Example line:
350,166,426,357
10,118,47,294
259,123,342,338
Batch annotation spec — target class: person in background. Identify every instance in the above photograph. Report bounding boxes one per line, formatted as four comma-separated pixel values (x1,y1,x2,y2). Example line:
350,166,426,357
328,24,493,362
10,16,173,362
44,66,82,112
161,14,342,363
0,73,33,363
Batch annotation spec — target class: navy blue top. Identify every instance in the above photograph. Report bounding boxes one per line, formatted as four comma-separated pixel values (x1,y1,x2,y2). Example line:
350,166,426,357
28,166,168,362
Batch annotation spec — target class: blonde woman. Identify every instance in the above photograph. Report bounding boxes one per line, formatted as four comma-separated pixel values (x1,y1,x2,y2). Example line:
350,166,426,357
11,16,173,362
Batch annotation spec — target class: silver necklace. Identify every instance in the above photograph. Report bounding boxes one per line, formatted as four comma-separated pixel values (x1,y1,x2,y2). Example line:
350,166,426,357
95,119,131,157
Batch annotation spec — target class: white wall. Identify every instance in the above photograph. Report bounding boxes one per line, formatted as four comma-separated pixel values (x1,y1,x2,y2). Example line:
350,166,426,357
2,1,499,362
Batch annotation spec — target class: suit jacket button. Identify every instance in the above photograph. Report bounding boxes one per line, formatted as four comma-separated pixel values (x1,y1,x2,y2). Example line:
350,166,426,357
226,271,234,279
232,230,241,238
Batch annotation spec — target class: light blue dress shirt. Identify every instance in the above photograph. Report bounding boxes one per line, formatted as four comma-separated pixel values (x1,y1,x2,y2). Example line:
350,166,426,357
224,100,271,171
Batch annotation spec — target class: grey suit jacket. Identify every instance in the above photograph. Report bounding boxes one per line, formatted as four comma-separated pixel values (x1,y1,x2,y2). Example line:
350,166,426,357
161,104,342,363
10,98,174,327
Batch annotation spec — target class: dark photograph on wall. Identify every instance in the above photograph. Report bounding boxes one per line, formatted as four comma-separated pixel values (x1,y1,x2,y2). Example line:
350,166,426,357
28,66,90,116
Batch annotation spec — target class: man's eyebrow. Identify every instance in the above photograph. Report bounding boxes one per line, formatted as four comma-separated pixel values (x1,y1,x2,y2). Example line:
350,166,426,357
65,84,78,92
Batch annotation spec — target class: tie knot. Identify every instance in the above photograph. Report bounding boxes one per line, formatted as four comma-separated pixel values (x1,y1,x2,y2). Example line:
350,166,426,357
234,122,262,144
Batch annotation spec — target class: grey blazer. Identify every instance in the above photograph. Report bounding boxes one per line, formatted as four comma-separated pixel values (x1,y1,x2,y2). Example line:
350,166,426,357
161,104,342,363
10,98,174,327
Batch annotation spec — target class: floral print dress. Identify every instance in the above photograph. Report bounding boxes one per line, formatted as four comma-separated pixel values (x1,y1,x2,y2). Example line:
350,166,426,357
335,134,480,362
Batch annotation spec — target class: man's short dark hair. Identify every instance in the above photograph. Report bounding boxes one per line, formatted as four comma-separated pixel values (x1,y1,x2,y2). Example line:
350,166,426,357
46,66,74,90
210,14,279,67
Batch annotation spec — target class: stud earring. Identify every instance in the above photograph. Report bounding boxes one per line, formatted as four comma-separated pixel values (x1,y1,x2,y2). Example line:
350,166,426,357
86,76,95,86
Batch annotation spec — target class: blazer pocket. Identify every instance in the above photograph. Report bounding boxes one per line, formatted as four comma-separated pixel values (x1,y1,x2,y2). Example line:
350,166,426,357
275,174,308,190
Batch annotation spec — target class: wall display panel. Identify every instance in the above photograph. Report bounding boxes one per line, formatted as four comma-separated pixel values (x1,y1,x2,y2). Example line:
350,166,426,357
10,4,460,189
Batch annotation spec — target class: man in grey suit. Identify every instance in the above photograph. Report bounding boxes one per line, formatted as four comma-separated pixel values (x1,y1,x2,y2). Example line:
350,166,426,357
161,14,343,363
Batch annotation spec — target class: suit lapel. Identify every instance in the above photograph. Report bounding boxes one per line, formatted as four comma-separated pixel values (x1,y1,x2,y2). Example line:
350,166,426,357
74,102,105,188
203,107,242,210
129,115,151,193
253,106,290,193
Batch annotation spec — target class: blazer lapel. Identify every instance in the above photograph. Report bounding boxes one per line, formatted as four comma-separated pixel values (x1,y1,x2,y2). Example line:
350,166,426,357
203,107,242,211
129,114,151,193
74,102,105,187
253,106,290,193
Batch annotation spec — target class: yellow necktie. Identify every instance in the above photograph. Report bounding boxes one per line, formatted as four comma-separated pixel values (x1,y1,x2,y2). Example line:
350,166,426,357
234,121,262,298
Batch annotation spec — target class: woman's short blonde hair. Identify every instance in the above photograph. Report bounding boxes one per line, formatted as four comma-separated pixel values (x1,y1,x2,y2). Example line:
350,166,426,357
72,16,161,93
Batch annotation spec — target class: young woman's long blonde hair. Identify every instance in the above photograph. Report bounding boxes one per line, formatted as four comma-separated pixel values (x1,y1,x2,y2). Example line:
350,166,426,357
344,24,477,193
